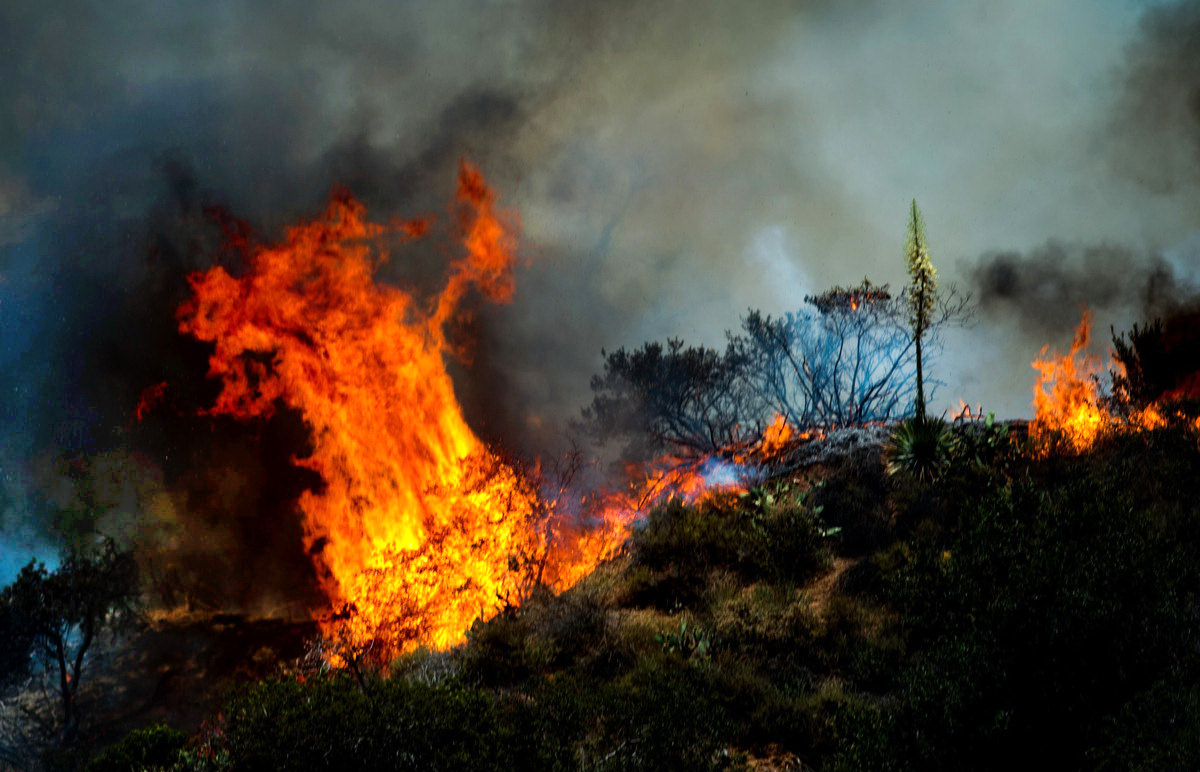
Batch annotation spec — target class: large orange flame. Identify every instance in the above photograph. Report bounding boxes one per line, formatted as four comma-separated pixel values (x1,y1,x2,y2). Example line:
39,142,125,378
177,162,631,656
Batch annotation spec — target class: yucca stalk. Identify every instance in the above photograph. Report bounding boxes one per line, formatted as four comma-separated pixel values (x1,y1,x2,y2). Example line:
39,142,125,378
905,200,938,420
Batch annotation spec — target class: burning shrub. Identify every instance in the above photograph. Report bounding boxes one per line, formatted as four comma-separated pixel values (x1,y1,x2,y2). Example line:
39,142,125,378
1111,311,1200,410
172,163,634,660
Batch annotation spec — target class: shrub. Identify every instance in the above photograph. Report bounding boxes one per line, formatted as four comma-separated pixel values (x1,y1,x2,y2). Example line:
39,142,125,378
808,447,893,554
876,436,1200,770
217,674,549,772
85,724,188,772
627,487,830,609
584,656,741,772
884,417,953,483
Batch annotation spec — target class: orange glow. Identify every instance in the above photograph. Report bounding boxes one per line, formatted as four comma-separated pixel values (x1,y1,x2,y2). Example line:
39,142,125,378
177,162,631,658
1031,310,1108,453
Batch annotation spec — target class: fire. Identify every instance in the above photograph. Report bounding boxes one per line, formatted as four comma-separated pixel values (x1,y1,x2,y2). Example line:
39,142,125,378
1030,310,1109,453
1030,309,1200,453
177,162,631,657
760,414,794,456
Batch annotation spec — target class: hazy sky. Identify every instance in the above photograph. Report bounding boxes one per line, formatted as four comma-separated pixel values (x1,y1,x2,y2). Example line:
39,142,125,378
2,0,1199,579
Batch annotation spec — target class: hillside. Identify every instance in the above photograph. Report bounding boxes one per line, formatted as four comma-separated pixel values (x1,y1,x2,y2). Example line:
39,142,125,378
53,413,1200,772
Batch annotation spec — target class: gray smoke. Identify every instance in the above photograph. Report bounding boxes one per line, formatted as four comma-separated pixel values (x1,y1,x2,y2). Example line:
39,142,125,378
1108,1,1200,196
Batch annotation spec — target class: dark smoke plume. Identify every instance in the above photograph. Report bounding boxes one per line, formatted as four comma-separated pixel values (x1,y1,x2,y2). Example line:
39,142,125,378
969,240,1200,336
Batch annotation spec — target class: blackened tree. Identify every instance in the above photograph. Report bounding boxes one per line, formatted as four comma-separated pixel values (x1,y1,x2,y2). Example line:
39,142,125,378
579,338,758,464
581,279,971,464
0,538,140,749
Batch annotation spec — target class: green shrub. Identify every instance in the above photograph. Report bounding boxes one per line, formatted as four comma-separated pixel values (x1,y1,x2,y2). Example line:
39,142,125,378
460,606,540,687
875,433,1200,770
710,584,816,664
884,417,954,483
1088,673,1200,771
808,448,894,554
216,674,549,772
584,656,741,772
627,485,830,609
86,724,188,772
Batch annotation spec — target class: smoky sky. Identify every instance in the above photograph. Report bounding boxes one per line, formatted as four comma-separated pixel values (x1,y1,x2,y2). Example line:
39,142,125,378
2,0,1199,586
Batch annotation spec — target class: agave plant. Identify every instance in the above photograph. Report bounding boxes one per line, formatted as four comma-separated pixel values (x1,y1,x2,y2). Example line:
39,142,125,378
885,416,955,483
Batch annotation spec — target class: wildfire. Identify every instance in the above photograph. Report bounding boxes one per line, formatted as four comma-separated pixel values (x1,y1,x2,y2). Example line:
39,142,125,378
170,163,858,660
1030,310,1109,453
1030,309,1200,453
177,162,633,657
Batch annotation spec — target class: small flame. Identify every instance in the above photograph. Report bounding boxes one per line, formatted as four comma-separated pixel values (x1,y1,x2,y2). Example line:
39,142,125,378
760,414,794,456
134,381,169,422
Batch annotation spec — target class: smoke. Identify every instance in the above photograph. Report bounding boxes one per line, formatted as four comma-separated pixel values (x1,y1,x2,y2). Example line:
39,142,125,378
970,240,1200,336
1108,1,1200,196
2,0,1200,599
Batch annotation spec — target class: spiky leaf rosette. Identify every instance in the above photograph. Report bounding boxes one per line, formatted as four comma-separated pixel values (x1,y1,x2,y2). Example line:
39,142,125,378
885,416,954,483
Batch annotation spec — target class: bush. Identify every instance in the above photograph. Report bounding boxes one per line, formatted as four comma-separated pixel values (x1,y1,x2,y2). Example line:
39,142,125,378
808,447,893,554
85,725,188,772
627,486,830,610
217,674,549,772
874,433,1200,770
884,417,953,483
584,656,741,772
